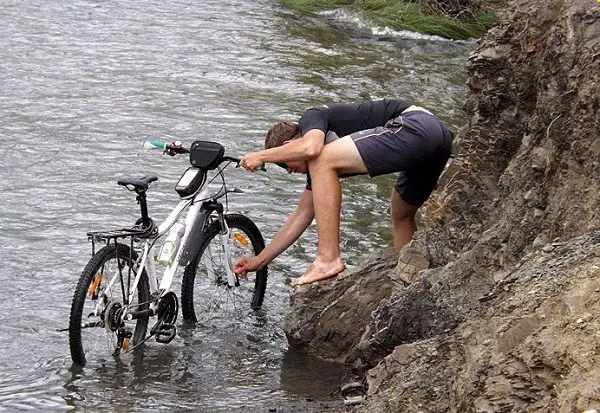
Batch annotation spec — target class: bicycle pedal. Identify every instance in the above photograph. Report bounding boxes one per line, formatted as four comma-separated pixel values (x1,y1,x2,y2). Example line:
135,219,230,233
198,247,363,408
153,322,176,344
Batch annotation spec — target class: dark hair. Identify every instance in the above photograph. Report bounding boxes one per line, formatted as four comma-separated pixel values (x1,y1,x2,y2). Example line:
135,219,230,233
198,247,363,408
264,122,301,149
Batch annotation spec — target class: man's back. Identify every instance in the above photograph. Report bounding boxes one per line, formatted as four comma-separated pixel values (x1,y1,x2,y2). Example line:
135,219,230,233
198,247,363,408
298,99,412,138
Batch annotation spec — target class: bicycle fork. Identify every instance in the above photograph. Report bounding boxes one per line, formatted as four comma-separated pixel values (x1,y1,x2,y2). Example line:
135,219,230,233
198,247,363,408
202,214,238,288
219,217,238,288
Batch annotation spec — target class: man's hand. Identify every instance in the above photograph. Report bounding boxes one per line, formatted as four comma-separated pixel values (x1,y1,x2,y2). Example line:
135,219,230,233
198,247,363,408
234,256,263,278
240,152,264,172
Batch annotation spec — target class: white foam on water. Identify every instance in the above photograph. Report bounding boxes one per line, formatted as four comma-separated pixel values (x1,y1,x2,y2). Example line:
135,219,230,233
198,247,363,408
319,8,473,43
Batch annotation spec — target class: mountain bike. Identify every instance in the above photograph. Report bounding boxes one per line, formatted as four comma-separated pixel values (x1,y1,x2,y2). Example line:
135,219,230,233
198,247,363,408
68,140,268,366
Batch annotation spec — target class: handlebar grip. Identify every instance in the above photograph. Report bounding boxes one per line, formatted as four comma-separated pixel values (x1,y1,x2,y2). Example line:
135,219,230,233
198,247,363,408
226,156,266,172
143,140,167,150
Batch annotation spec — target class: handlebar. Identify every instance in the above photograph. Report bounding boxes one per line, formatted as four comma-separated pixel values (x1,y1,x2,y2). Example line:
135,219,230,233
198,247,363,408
142,140,265,171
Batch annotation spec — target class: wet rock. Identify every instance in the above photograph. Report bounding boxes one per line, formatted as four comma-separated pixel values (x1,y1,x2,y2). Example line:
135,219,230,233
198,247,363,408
284,249,399,362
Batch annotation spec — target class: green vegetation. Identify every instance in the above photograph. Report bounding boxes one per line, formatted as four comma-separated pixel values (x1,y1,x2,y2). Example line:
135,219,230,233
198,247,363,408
280,0,499,40
281,0,353,13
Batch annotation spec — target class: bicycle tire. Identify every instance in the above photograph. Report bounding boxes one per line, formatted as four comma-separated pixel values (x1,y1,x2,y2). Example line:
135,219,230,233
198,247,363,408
69,243,150,366
181,213,268,323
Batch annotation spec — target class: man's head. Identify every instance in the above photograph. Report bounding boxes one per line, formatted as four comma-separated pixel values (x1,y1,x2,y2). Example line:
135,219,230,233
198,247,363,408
265,121,300,150
265,121,305,172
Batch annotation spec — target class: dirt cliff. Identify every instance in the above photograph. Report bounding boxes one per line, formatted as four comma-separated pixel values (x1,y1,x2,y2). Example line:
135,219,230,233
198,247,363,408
284,0,600,411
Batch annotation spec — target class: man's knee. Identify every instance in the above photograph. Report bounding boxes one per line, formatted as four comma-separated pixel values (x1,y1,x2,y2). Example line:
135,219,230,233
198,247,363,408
307,152,330,175
310,137,367,175
308,142,343,172
391,190,418,222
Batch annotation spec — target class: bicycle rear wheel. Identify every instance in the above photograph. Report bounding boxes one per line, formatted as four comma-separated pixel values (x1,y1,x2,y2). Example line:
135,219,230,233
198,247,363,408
69,243,150,366
181,213,267,323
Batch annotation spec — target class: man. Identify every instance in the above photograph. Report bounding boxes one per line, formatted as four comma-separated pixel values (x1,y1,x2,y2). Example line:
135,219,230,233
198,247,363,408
234,99,453,286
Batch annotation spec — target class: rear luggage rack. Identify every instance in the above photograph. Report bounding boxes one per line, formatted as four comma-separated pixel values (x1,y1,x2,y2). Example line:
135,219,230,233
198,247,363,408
87,227,153,242
87,220,158,254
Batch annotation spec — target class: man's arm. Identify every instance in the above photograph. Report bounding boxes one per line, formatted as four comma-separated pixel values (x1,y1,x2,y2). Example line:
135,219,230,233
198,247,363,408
241,129,325,171
234,189,315,274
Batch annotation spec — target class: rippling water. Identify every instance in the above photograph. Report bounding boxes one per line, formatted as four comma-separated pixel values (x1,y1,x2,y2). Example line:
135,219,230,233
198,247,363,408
0,0,474,410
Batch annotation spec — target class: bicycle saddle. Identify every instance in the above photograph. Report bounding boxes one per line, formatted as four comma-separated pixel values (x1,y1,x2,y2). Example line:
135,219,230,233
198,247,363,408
118,175,158,191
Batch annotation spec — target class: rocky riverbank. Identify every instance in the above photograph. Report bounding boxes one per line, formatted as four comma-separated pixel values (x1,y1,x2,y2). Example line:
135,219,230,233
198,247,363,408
284,0,600,411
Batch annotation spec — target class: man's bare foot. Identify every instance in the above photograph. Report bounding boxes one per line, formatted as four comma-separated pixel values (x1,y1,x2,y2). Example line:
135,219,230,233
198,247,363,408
291,258,346,287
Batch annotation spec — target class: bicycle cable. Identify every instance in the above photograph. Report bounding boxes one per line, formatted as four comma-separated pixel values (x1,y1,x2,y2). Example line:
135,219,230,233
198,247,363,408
218,162,230,212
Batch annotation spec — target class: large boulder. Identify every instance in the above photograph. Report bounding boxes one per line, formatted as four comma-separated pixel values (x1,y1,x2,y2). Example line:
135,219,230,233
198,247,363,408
284,249,400,363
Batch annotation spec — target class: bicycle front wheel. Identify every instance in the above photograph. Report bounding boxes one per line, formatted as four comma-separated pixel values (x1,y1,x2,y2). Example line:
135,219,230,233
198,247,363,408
181,213,268,323
69,243,150,366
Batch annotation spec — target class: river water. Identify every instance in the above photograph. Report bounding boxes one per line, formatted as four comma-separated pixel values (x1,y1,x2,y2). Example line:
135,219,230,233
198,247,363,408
0,1,474,411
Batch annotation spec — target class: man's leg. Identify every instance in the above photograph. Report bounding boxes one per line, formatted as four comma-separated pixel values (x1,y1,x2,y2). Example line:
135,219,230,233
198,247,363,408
391,189,418,250
291,136,368,286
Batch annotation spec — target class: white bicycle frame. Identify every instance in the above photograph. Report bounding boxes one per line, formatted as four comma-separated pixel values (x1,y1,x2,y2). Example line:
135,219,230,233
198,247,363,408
93,183,240,319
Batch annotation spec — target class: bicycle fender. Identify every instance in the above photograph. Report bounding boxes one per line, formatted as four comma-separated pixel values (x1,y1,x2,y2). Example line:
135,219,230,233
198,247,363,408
179,209,211,267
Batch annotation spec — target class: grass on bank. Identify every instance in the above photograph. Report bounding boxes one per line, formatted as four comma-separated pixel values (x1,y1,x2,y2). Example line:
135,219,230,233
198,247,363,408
280,0,498,40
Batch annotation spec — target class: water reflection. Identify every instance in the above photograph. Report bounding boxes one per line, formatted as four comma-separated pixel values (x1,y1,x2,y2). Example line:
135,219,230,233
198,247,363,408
280,347,349,400
271,9,473,127
60,304,352,411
